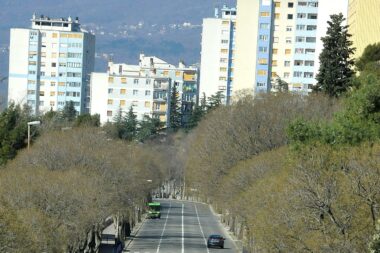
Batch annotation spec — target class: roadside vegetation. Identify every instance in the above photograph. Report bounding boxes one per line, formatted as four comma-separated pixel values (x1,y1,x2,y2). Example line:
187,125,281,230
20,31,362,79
182,14,380,252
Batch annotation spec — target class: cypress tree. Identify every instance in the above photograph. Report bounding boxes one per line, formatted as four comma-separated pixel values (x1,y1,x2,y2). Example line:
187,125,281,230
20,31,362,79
315,13,355,97
169,83,182,130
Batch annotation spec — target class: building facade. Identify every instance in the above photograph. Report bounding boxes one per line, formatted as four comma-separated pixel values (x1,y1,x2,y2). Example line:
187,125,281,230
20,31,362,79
8,14,95,114
348,0,380,59
234,0,348,95
91,55,198,126
199,6,236,104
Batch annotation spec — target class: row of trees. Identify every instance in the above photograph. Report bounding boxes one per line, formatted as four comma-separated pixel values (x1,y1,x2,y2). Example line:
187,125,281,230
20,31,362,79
0,127,174,252
181,14,380,252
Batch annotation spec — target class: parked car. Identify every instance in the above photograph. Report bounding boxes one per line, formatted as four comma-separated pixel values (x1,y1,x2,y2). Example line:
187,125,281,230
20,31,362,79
207,234,225,248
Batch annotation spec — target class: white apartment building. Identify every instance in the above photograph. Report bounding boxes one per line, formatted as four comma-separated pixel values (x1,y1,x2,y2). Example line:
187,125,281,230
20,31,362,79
199,6,236,104
8,14,95,114
91,54,199,125
233,0,348,96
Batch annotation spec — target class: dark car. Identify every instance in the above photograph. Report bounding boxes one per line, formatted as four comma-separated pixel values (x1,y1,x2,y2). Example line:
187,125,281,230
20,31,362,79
207,234,225,248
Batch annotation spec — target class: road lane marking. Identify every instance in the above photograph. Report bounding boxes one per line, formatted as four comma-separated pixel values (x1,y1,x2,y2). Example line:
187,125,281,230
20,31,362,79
156,201,172,253
195,203,210,253
182,203,184,253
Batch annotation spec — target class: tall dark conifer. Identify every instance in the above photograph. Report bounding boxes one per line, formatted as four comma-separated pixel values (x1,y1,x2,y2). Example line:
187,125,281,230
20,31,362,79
315,13,355,97
169,83,181,130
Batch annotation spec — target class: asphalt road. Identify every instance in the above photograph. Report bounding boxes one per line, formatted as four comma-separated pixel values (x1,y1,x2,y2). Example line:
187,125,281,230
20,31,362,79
125,199,238,253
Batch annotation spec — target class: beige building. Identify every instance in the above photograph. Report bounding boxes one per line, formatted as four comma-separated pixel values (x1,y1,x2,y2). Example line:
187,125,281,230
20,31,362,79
348,0,380,59
233,0,260,95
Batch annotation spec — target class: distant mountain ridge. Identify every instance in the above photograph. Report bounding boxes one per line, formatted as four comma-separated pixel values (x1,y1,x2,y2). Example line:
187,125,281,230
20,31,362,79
0,0,236,100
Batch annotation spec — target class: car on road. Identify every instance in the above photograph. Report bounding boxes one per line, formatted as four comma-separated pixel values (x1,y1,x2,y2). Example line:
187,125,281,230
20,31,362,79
207,234,225,248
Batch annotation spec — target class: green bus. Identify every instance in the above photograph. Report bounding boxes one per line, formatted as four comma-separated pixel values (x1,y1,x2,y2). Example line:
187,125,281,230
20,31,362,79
147,202,161,219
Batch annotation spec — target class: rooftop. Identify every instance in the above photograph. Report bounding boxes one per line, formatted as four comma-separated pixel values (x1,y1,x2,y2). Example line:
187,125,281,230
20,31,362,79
31,14,82,32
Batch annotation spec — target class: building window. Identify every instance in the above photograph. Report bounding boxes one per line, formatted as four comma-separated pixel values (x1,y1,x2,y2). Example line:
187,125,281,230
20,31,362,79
308,14,318,19
121,77,127,84
296,25,306,30
307,25,317,31
294,60,303,66
27,90,36,95
145,101,151,108
275,13,280,19
257,70,267,76
120,100,126,106
305,61,315,66
306,37,316,43
107,99,113,105
287,14,293,19
133,90,138,95
286,37,292,44
274,2,281,7
285,49,291,55
108,77,114,83
273,37,280,43
146,79,151,85
120,89,126,94
257,82,266,87
297,13,306,19
296,36,305,42
284,61,291,67
293,71,302,77
107,111,113,117
272,60,278,66
145,90,151,96
221,49,228,54
134,79,139,84
220,67,227,72
52,33,58,38
259,58,268,65
108,88,113,94
259,47,268,53
260,23,270,29
305,48,316,54
304,72,314,78
295,48,304,54
288,2,294,7
221,39,229,44
272,48,278,55
283,72,290,78
50,91,55,96
260,12,270,17
286,26,293,31
259,35,268,41
50,82,56,87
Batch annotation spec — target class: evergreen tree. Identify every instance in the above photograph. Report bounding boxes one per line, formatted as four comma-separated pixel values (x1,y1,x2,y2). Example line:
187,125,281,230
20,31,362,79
74,114,100,127
61,101,77,122
356,43,380,71
315,13,355,97
169,83,182,130
0,103,34,164
207,91,225,111
122,106,138,141
137,115,162,142
275,77,289,93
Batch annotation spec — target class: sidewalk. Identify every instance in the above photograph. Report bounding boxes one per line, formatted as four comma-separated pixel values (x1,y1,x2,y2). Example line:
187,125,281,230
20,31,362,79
122,214,146,252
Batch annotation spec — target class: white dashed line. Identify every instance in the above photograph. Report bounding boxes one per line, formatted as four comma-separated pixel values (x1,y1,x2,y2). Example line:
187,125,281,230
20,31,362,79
156,201,172,253
195,203,210,253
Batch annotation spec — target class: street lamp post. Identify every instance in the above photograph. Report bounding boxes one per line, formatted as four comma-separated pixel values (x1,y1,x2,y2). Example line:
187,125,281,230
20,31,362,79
27,121,41,149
